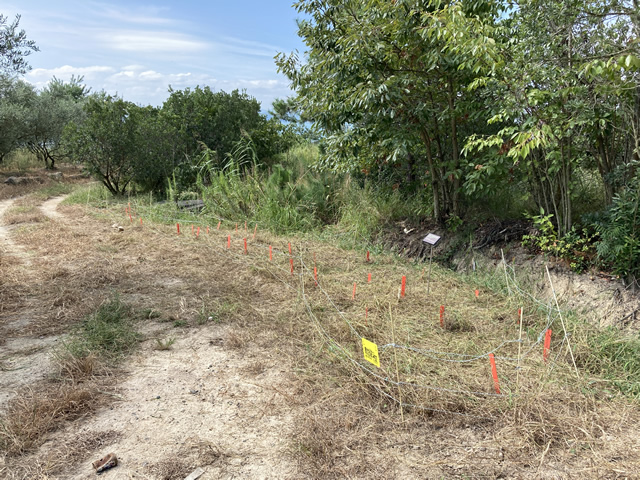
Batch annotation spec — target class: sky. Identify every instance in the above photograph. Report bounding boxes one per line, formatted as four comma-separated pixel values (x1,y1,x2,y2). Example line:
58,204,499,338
2,1,306,110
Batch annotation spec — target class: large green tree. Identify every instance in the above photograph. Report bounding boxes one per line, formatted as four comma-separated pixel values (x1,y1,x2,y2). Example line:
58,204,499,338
64,95,141,195
277,0,502,224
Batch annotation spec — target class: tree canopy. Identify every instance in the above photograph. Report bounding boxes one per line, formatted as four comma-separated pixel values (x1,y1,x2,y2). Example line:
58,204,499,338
0,14,38,75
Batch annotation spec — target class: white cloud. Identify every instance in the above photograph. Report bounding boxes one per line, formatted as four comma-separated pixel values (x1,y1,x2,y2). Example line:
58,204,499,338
102,31,209,53
27,65,115,82
91,2,173,26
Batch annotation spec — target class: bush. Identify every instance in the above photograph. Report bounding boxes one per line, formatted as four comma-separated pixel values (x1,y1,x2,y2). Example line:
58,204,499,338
595,179,640,286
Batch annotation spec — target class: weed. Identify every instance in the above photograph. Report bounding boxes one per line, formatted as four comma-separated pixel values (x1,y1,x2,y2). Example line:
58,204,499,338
154,337,176,350
60,294,140,365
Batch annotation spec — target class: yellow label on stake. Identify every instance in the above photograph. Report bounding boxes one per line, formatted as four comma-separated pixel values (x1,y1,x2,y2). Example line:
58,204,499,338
362,338,381,368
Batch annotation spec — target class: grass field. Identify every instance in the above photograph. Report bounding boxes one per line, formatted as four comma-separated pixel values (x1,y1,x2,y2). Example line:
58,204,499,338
1,178,639,479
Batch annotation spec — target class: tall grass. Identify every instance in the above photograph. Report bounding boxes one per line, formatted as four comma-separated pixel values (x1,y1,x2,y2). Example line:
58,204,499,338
0,149,41,173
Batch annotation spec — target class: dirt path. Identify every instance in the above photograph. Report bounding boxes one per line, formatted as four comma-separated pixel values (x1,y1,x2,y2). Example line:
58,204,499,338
0,198,30,265
40,195,68,219
1,193,299,479
64,329,297,479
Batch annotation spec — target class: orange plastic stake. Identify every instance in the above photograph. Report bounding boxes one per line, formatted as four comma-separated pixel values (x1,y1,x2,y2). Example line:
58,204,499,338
129,214,132,223
244,238,247,254
352,282,357,300
206,226,210,234
227,235,231,249
140,217,142,226
518,308,522,324
475,289,479,298
489,353,501,394
314,266,318,285
439,305,445,327
368,273,372,283
235,223,238,231
290,258,294,275
288,243,292,255
177,223,180,235
196,227,200,238
217,221,221,230
543,329,552,363
366,250,370,262
269,245,272,261
401,276,406,297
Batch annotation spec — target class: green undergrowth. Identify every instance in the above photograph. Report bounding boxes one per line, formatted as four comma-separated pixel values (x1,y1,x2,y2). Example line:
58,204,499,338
56,294,140,368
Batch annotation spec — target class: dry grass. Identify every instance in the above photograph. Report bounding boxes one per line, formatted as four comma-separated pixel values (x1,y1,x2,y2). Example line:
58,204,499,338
2,186,640,478
0,382,103,456
0,430,120,480
146,437,224,479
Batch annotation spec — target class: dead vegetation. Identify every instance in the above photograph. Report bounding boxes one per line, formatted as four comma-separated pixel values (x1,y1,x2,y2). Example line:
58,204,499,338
1,182,640,478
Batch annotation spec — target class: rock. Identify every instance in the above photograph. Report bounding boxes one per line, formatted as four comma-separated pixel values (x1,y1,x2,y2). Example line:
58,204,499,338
4,176,44,185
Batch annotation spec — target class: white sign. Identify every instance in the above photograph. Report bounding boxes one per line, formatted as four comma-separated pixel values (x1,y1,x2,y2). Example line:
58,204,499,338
423,233,441,246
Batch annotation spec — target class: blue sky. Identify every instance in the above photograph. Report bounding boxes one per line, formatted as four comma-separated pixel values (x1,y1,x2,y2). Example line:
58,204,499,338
3,1,306,109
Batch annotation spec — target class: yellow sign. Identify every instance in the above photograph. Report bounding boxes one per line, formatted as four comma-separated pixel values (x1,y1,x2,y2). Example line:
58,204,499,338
362,338,380,368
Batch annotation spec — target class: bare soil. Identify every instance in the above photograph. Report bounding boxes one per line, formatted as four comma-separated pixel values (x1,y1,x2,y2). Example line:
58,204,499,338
2,180,640,479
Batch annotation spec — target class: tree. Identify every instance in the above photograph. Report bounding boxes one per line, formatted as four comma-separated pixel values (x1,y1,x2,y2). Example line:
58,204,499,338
0,14,38,75
277,0,502,224
0,74,35,162
23,76,88,169
64,95,140,195
162,87,265,169
464,0,640,235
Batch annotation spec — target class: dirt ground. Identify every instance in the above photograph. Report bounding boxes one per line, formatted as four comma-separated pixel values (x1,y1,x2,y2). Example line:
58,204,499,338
2,179,640,479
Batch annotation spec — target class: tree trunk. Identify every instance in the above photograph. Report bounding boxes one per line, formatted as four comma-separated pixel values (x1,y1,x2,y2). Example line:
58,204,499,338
447,76,461,218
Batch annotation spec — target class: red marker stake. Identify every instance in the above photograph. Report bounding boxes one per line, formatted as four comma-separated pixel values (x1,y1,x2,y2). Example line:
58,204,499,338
366,250,370,262
543,329,552,363
475,289,479,299
401,276,406,297
439,305,445,328
177,223,180,235
288,243,292,255
352,282,357,300
290,258,294,275
269,245,272,261
217,221,221,230
227,235,231,249
236,223,238,231
206,226,210,234
489,353,501,394
518,308,522,324
314,266,318,285
129,214,132,223
196,226,200,238
244,238,247,254
139,218,142,226
368,273,372,283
